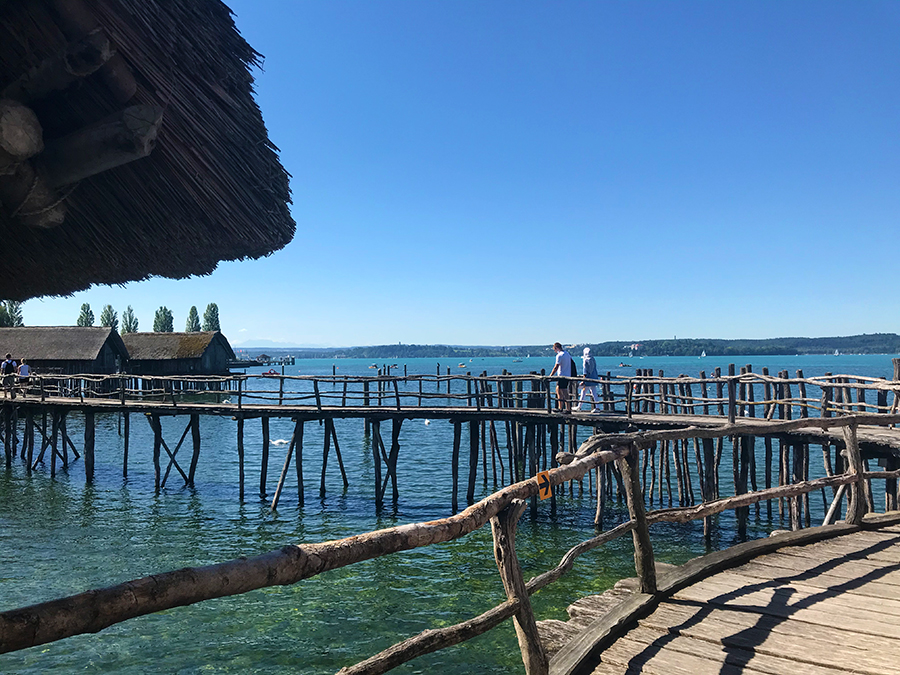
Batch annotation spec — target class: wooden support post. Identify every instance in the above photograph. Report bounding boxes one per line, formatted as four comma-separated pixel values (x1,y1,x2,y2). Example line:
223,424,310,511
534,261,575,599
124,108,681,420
295,420,305,505
372,420,383,509
714,366,723,416
328,418,349,489
313,380,322,411
271,420,300,510
491,499,548,675
386,418,402,501
467,420,479,504
3,406,10,469
237,417,245,501
320,418,331,498
618,445,657,593
122,412,130,478
24,411,33,472
83,410,94,482
50,411,58,477
150,414,161,491
843,423,866,525
188,414,201,486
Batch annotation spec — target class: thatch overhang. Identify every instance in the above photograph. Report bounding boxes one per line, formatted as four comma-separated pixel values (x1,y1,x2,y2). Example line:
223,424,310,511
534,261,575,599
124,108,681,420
0,0,295,300
0,325,127,361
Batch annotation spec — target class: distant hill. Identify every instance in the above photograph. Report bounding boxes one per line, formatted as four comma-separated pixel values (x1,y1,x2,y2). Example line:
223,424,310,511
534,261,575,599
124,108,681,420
234,334,900,359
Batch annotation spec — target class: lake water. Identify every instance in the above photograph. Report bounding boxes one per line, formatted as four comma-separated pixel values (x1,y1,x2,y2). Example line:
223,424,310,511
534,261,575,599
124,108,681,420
1,353,897,674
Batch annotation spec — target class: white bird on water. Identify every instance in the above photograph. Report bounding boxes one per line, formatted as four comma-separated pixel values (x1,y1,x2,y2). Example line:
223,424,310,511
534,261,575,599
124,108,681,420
424,420,431,426
270,439,289,446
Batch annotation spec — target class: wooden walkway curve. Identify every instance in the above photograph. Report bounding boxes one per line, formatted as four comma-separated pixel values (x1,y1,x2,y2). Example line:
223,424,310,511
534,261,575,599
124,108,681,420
551,516,900,675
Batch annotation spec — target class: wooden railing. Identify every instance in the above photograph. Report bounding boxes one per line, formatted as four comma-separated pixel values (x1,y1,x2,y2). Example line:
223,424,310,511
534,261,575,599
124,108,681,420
3,410,900,674
12,358,900,423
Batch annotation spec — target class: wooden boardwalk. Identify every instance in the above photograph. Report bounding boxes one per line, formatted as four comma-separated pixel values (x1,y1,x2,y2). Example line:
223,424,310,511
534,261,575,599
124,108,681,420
549,519,900,675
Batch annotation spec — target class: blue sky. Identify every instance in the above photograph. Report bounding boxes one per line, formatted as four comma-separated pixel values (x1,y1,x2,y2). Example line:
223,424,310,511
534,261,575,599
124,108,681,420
24,1,900,346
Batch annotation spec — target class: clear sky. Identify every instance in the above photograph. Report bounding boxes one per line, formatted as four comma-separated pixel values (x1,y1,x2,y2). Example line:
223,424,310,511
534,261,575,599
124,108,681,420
24,1,900,347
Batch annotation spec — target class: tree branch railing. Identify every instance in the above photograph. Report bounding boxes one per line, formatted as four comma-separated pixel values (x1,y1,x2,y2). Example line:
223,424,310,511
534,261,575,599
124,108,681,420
12,365,900,427
3,412,900,674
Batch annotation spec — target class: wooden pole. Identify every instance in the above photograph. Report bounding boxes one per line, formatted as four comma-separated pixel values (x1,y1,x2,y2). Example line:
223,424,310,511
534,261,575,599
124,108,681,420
467,421,479,504
295,420,305,506
83,410,95,483
618,445,657,593
373,420,383,509
122,412,129,478
237,417,245,501
843,424,866,525
151,414,161,491
271,420,300,510
490,499,548,675
188,414,201,486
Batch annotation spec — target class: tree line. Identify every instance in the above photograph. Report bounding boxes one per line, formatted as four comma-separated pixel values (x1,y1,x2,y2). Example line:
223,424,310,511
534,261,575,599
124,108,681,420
75,303,220,333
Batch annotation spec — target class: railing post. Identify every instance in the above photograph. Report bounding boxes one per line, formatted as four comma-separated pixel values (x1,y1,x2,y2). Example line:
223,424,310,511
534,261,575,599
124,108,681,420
727,364,736,424
393,378,401,412
313,379,322,411
237,378,242,411
490,499,549,675
279,377,284,406
843,423,866,525
626,380,633,419
618,443,657,593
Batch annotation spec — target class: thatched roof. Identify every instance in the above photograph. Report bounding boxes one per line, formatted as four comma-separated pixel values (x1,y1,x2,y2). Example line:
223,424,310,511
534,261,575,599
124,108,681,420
0,0,294,300
122,331,232,360
0,326,127,361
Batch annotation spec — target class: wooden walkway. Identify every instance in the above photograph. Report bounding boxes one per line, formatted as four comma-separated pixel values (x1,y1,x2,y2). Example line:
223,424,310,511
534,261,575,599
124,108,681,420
548,518,900,675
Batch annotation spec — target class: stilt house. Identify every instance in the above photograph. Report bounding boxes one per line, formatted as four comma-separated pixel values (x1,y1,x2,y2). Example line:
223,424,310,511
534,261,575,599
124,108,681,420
0,326,128,375
122,331,234,376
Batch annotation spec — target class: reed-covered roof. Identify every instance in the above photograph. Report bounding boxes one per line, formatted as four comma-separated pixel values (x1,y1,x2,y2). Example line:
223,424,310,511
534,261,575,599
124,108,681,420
122,331,232,360
0,0,295,300
0,326,127,361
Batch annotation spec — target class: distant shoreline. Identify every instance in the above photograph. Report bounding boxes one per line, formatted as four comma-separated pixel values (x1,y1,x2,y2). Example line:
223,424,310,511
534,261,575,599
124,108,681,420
234,333,900,359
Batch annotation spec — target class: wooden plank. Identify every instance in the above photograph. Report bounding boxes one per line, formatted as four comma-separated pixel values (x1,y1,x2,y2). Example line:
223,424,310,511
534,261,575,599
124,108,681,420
602,626,845,675
684,568,900,611
736,554,900,588
643,600,900,673
673,577,900,634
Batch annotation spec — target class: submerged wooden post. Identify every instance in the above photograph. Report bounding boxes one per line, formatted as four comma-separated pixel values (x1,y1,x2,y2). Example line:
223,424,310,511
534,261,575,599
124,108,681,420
83,410,95,482
451,421,461,512
295,420,305,505
237,417,245,501
150,414,161,490
188,414,201,486
467,420,479,504
618,443,657,593
122,412,130,478
490,499,548,675
372,420,383,509
271,419,301,510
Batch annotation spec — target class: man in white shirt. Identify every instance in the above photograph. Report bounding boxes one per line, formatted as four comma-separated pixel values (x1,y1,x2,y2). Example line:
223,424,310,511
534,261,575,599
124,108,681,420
548,342,574,413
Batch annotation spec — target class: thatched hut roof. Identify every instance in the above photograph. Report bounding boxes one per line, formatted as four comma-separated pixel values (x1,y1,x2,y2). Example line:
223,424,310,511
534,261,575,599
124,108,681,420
0,0,294,300
0,326,127,361
121,331,232,360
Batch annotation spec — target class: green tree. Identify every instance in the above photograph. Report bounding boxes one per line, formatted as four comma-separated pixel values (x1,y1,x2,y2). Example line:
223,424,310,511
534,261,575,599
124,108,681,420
202,303,220,332
99,304,118,331
121,305,139,334
153,306,174,332
185,306,201,332
76,303,94,327
0,301,22,327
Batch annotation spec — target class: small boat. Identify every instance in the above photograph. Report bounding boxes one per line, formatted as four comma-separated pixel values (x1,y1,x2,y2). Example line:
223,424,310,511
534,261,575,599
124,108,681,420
834,349,840,356
458,363,466,368
700,350,706,358
368,364,377,369
512,359,522,363
618,362,631,368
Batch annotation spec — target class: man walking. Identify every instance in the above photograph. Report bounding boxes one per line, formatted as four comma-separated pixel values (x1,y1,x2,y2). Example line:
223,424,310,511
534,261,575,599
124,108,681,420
548,342,574,412
1,353,17,399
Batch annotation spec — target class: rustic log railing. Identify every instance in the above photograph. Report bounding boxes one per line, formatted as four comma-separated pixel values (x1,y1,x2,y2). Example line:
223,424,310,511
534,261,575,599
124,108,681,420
15,363,900,423
3,410,900,674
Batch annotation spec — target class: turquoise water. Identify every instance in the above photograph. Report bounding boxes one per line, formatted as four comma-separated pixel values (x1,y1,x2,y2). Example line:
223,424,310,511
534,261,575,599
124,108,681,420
0,354,896,673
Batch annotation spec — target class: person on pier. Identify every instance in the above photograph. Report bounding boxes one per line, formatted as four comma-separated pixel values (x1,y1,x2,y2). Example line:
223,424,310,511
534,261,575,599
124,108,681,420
578,347,601,412
549,342,574,413
17,359,30,395
1,353,17,399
